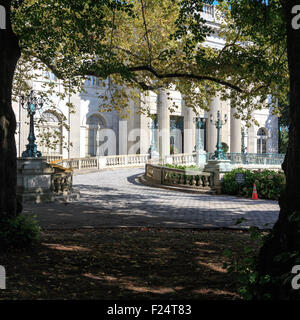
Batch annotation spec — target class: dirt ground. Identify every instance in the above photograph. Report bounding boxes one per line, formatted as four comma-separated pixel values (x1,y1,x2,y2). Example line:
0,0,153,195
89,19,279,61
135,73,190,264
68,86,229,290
0,228,263,300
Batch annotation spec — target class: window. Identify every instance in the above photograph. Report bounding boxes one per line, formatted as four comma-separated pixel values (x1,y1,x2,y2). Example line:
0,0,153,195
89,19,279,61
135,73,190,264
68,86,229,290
37,111,62,156
85,114,106,156
45,71,58,82
170,116,184,154
257,128,267,154
87,76,100,87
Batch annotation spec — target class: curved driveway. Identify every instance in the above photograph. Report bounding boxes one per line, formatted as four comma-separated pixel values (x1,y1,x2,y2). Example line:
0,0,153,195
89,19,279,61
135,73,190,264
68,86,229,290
24,168,280,230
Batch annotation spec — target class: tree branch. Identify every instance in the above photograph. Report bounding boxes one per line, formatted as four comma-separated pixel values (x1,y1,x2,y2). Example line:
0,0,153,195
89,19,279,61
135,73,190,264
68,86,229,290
127,65,245,92
140,0,152,66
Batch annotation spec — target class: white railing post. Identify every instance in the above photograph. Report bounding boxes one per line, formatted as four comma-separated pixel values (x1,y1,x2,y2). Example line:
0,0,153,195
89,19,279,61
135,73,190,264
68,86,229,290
98,156,107,169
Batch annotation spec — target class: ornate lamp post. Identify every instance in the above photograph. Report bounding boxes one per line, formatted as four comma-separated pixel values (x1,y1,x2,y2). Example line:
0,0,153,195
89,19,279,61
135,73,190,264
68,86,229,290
241,127,246,154
21,91,43,158
210,110,228,160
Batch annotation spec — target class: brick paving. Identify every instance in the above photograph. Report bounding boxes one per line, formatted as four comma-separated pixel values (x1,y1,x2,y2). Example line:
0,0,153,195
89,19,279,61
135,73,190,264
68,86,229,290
23,168,280,230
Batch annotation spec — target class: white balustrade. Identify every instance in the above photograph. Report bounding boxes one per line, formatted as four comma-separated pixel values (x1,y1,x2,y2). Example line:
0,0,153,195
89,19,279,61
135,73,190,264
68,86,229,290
46,155,63,163
53,154,150,171
50,152,285,172
105,154,149,167
170,153,196,166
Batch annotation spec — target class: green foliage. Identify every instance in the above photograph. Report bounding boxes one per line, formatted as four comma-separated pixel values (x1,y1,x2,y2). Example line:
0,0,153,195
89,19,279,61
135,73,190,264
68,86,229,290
9,0,288,125
164,164,198,170
223,226,270,300
279,128,289,154
170,145,179,155
278,101,289,153
221,142,229,153
222,168,285,200
0,214,41,250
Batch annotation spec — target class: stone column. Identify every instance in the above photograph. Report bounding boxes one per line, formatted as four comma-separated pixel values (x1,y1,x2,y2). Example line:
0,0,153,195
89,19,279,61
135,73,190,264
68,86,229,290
183,99,195,154
118,119,128,155
157,89,170,162
139,93,151,155
230,107,242,153
68,94,81,158
207,96,219,153
247,125,256,153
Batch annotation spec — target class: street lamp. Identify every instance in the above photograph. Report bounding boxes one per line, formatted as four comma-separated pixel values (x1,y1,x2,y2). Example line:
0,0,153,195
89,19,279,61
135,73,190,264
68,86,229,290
210,110,228,160
241,127,246,154
21,90,43,158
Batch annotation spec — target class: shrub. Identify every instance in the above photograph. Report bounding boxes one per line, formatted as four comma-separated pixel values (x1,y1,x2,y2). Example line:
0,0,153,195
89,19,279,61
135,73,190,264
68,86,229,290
0,214,41,250
221,142,229,153
222,168,285,200
223,226,271,300
164,164,198,170
170,145,178,154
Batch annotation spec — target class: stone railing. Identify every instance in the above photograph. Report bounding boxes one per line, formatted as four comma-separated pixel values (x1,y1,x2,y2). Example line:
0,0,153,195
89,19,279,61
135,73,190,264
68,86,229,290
105,154,150,168
49,152,285,173
59,157,99,170
145,163,213,191
17,157,77,203
46,155,63,163
51,157,100,170
53,154,150,171
169,153,196,166
227,153,285,166
51,165,73,195
164,152,284,167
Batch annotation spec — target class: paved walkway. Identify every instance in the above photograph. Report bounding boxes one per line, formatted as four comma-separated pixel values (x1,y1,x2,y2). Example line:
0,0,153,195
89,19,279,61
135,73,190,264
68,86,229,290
23,168,280,230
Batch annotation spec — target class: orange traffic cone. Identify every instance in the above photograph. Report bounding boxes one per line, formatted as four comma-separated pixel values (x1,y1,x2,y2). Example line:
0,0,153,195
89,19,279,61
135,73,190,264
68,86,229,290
252,184,258,200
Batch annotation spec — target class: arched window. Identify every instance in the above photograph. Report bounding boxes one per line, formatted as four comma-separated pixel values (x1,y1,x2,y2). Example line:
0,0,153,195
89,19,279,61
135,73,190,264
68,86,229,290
85,114,106,156
257,128,267,154
37,111,62,156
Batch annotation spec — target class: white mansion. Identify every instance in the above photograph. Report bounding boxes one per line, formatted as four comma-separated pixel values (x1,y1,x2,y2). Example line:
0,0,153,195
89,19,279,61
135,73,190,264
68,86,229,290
13,5,279,161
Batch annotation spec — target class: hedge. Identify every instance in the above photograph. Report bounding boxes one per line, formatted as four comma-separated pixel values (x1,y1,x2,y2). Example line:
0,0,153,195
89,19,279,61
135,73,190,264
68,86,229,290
222,168,285,200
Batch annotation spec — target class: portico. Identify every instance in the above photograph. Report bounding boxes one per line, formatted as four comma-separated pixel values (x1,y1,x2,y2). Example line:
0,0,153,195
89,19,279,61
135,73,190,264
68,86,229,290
149,90,244,160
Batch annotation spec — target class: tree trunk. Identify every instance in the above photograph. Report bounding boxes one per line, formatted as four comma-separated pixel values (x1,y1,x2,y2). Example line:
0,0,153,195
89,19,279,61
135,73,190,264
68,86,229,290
0,1,21,219
254,0,300,299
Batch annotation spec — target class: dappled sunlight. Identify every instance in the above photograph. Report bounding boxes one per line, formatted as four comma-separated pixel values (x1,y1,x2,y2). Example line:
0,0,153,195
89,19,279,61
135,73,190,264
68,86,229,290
83,273,118,282
0,228,258,299
153,247,170,254
194,241,209,246
126,284,175,294
24,169,279,230
83,272,178,294
196,261,227,273
192,288,240,298
42,243,91,252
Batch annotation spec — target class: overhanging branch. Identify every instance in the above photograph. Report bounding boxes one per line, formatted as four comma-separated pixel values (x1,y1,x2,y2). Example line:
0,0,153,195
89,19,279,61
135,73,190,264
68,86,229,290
127,65,245,93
